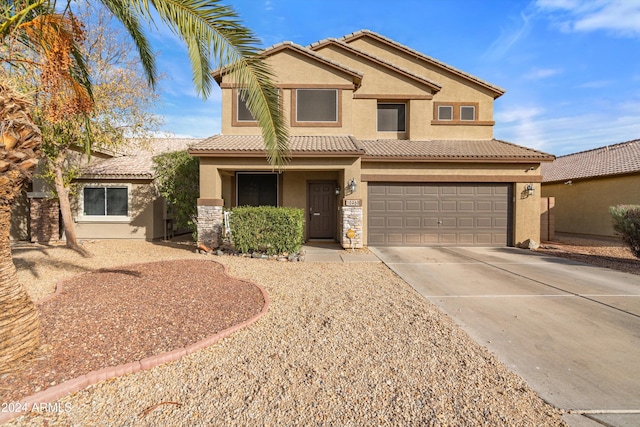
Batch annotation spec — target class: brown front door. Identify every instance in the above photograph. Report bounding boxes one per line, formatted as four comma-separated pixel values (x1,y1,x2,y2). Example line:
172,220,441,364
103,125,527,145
308,181,336,239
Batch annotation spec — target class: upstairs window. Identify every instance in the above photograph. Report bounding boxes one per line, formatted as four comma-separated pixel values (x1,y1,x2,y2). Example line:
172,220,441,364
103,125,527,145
83,186,128,216
460,105,475,121
294,89,339,125
236,89,256,122
437,105,453,121
433,102,480,124
377,103,406,132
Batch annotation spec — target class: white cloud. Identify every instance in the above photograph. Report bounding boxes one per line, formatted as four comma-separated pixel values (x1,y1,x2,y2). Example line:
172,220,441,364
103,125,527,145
535,0,640,38
524,68,563,79
484,12,533,60
495,106,547,149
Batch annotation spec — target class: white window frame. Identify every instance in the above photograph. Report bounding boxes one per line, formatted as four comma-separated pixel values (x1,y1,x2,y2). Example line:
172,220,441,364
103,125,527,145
77,183,131,223
460,105,476,121
295,89,338,123
437,105,454,121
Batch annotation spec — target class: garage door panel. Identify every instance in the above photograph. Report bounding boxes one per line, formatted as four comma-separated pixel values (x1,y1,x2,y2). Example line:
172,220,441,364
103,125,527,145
368,183,512,246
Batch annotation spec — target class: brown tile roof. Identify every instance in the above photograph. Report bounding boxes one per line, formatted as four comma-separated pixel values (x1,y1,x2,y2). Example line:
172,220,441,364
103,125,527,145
340,30,506,98
308,38,441,92
189,135,363,156
80,138,200,179
542,139,640,183
359,139,554,162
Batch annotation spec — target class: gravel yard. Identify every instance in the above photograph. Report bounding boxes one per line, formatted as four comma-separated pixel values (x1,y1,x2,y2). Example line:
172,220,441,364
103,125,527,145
5,239,568,426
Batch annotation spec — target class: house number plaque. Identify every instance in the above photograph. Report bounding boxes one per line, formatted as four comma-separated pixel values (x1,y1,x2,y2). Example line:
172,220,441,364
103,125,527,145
343,199,362,207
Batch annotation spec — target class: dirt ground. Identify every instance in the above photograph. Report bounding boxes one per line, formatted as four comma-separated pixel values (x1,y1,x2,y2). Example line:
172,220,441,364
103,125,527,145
538,234,639,276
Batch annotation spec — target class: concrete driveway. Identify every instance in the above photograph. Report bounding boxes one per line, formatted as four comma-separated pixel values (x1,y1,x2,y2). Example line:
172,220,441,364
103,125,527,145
370,246,640,427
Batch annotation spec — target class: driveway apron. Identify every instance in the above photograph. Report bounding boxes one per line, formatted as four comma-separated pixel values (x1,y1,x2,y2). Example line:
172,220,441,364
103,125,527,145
371,246,640,427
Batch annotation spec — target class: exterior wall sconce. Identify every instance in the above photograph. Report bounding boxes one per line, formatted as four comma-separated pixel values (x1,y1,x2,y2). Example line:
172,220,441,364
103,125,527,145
525,184,534,197
348,178,357,193
335,187,341,196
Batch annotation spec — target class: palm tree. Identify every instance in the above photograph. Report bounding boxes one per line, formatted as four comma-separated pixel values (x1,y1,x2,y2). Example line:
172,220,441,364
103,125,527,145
1,0,287,369
0,82,42,371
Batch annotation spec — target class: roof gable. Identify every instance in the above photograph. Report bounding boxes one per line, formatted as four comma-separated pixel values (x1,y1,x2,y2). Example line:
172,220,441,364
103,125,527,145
542,139,640,183
309,38,441,93
340,30,505,98
212,42,363,87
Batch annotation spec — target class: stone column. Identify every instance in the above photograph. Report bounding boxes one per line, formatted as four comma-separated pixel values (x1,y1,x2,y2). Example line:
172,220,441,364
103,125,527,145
197,198,224,249
340,199,363,249
29,197,60,244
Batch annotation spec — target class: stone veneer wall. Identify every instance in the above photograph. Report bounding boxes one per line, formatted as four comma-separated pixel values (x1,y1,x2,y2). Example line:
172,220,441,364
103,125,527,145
30,198,59,244
197,204,223,249
340,205,363,249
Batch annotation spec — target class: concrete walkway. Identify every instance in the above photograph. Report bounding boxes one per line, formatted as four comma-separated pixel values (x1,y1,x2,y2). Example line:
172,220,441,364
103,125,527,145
371,246,640,427
302,242,380,263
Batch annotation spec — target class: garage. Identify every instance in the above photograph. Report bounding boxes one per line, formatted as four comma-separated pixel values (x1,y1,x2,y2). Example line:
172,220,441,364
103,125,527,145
368,183,512,246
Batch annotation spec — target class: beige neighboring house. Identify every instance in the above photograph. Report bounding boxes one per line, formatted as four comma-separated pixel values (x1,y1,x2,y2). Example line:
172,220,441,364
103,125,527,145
541,139,640,238
189,30,554,249
10,138,199,242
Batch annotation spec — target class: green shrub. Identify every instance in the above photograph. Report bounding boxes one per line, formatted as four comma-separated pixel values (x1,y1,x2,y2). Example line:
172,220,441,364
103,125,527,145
610,205,640,258
230,206,304,255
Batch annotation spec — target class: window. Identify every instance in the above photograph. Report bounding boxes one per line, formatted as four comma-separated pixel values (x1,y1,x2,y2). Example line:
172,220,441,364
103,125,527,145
237,173,278,207
296,89,337,122
460,105,475,121
437,105,453,121
83,187,128,216
377,103,406,132
236,89,256,122
433,102,480,124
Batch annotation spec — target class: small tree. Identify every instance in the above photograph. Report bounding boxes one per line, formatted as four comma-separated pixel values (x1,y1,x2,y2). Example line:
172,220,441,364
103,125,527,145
610,205,640,258
152,150,199,237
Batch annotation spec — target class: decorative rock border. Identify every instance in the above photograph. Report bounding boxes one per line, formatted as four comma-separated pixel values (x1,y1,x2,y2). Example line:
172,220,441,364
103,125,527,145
0,261,270,425
197,244,306,262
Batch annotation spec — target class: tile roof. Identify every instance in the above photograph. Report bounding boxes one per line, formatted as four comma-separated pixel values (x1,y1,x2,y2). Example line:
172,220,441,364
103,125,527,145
189,135,363,155
80,138,200,179
190,135,553,162
339,30,506,97
307,38,441,91
359,139,554,161
542,139,640,183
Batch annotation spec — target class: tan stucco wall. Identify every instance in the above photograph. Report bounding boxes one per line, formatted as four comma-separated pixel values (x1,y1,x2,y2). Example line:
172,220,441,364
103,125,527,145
73,181,163,240
221,41,496,141
542,174,640,237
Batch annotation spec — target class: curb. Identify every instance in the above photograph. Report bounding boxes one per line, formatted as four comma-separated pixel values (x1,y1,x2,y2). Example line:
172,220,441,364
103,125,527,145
1,260,270,425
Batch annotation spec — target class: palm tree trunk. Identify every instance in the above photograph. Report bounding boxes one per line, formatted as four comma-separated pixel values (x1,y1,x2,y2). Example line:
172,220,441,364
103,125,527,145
1,82,42,371
0,201,40,373
52,152,79,248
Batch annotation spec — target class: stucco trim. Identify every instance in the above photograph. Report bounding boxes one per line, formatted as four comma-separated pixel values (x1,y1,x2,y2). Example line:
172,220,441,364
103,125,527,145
197,198,224,206
354,94,433,100
361,174,543,183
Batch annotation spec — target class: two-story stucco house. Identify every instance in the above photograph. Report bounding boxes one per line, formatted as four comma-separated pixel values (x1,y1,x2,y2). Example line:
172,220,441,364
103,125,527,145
189,30,554,249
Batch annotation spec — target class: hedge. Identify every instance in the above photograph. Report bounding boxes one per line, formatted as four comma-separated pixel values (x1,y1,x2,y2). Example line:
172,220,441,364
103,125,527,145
229,206,304,255
610,204,640,258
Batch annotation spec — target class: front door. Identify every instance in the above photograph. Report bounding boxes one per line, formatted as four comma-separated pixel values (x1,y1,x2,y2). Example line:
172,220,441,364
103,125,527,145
308,181,336,239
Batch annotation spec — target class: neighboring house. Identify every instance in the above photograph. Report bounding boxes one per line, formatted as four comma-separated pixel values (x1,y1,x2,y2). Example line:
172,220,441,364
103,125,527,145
541,139,640,238
189,30,554,249
10,138,199,242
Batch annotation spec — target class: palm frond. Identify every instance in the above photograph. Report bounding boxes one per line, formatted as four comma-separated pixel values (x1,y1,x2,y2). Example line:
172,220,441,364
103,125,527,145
97,0,157,87
131,0,289,167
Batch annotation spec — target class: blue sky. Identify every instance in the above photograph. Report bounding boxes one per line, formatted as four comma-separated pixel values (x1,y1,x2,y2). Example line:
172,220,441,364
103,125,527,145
151,0,640,157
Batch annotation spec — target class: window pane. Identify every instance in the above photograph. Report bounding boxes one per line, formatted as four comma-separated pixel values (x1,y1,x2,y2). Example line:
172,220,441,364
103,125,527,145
297,89,337,122
377,104,406,131
84,188,105,215
438,105,453,120
237,174,278,207
460,106,475,121
237,90,256,121
106,188,128,215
